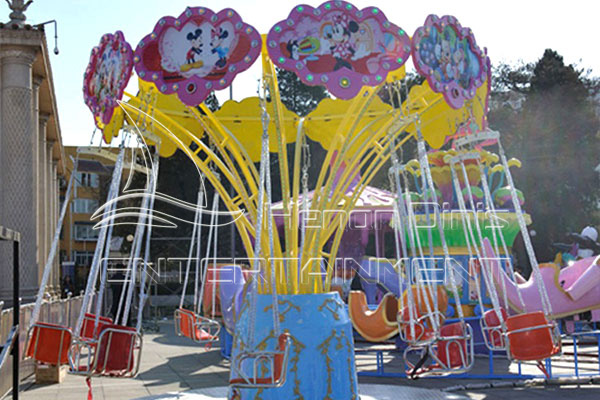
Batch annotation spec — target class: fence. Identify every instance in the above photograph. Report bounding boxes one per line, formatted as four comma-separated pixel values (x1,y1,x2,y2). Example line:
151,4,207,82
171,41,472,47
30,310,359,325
0,295,85,398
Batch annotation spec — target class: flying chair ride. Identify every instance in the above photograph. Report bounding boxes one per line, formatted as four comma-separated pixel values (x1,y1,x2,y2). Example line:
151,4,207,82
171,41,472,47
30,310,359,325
22,0,585,398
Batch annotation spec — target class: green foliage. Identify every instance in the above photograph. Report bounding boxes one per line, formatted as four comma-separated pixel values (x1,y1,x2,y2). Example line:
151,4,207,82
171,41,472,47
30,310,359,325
276,68,329,117
204,92,220,112
378,71,426,108
489,49,600,261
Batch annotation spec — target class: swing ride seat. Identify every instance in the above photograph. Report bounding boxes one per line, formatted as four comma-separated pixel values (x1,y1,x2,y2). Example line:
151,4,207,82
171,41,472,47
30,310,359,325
481,307,508,350
404,321,474,378
81,313,113,342
397,307,443,345
174,307,221,343
229,332,291,388
25,322,73,365
69,323,142,378
348,291,399,342
505,311,561,362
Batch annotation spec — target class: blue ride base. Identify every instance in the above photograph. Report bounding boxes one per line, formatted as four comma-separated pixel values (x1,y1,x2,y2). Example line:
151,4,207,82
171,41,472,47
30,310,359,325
230,292,359,399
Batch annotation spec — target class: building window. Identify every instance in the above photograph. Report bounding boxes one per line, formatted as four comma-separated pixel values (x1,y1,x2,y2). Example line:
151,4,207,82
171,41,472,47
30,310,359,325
76,172,99,188
73,222,99,241
72,198,99,214
73,251,94,266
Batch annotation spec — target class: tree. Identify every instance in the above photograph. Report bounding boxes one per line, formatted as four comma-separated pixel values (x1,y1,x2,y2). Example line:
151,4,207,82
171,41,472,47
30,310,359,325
103,93,222,259
489,50,600,261
276,68,328,117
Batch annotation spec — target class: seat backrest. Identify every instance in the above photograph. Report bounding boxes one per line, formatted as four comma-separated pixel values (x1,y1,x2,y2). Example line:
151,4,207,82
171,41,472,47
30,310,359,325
398,307,426,342
483,308,508,328
177,308,198,340
273,333,290,380
81,313,113,340
436,322,467,368
95,324,137,375
505,311,555,361
483,308,508,347
383,294,398,324
505,311,547,331
26,322,72,365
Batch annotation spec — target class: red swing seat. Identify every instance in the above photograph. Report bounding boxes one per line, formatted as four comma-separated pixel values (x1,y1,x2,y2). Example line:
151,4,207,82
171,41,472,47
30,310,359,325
404,321,474,378
505,311,561,362
397,307,441,345
81,313,113,342
70,323,142,378
432,322,471,369
26,322,72,365
175,308,220,343
481,307,508,350
229,333,290,387
94,324,141,377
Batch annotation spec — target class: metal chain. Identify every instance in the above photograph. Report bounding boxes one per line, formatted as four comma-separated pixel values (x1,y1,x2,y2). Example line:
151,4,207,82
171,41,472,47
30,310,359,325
299,134,311,266
136,152,160,332
259,87,281,337
498,141,553,316
388,142,415,338
475,157,526,311
198,192,219,316
449,158,502,322
416,127,464,320
74,146,126,337
247,85,271,349
30,151,80,328
180,182,203,309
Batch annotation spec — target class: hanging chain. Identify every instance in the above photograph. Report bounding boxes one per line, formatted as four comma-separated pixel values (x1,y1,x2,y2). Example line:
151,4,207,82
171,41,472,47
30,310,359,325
259,83,281,337
497,141,553,316
299,134,311,267
416,120,464,321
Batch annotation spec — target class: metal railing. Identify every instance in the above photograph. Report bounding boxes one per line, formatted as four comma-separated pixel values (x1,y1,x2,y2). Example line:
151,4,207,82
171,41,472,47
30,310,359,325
0,295,85,398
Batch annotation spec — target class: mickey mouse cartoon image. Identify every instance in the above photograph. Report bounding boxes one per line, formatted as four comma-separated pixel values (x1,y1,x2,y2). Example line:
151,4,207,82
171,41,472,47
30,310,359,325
181,28,204,72
210,27,229,69
325,15,359,71
186,28,203,65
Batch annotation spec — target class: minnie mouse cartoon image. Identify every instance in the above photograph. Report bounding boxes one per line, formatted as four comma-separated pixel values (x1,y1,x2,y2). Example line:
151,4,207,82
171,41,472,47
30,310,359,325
181,28,204,72
286,40,300,60
325,15,359,71
210,27,229,69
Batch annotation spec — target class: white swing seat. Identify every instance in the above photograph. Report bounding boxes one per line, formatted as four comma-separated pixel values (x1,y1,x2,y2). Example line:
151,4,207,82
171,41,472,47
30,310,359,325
404,321,474,378
68,324,142,378
229,332,290,389
174,307,221,344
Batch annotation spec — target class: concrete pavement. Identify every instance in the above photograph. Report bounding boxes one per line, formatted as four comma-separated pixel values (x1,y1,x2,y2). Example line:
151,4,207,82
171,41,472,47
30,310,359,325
16,320,600,400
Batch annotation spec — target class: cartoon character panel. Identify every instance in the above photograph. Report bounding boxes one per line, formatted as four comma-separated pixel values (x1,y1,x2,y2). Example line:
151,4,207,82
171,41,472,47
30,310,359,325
267,1,411,99
83,31,133,129
134,7,262,106
412,15,488,109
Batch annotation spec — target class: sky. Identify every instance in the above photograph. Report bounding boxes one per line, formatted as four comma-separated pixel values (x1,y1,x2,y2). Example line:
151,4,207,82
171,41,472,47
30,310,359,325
12,0,600,146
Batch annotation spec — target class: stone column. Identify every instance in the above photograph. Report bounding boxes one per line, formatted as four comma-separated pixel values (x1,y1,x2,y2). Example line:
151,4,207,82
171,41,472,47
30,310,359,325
52,160,59,295
32,75,42,284
0,46,39,301
46,140,54,296
38,112,50,286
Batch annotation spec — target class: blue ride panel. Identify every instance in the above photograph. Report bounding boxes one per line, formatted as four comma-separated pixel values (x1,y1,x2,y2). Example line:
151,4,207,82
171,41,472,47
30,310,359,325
230,292,359,399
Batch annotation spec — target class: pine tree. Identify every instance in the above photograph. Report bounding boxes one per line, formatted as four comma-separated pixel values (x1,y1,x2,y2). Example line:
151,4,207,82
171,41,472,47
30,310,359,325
489,50,600,261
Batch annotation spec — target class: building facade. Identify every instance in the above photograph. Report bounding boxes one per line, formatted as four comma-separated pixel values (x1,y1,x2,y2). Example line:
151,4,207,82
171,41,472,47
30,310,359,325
0,3,65,305
60,146,129,294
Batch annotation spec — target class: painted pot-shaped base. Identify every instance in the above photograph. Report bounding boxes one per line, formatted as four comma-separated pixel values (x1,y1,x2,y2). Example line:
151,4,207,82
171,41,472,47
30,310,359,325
229,292,358,399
